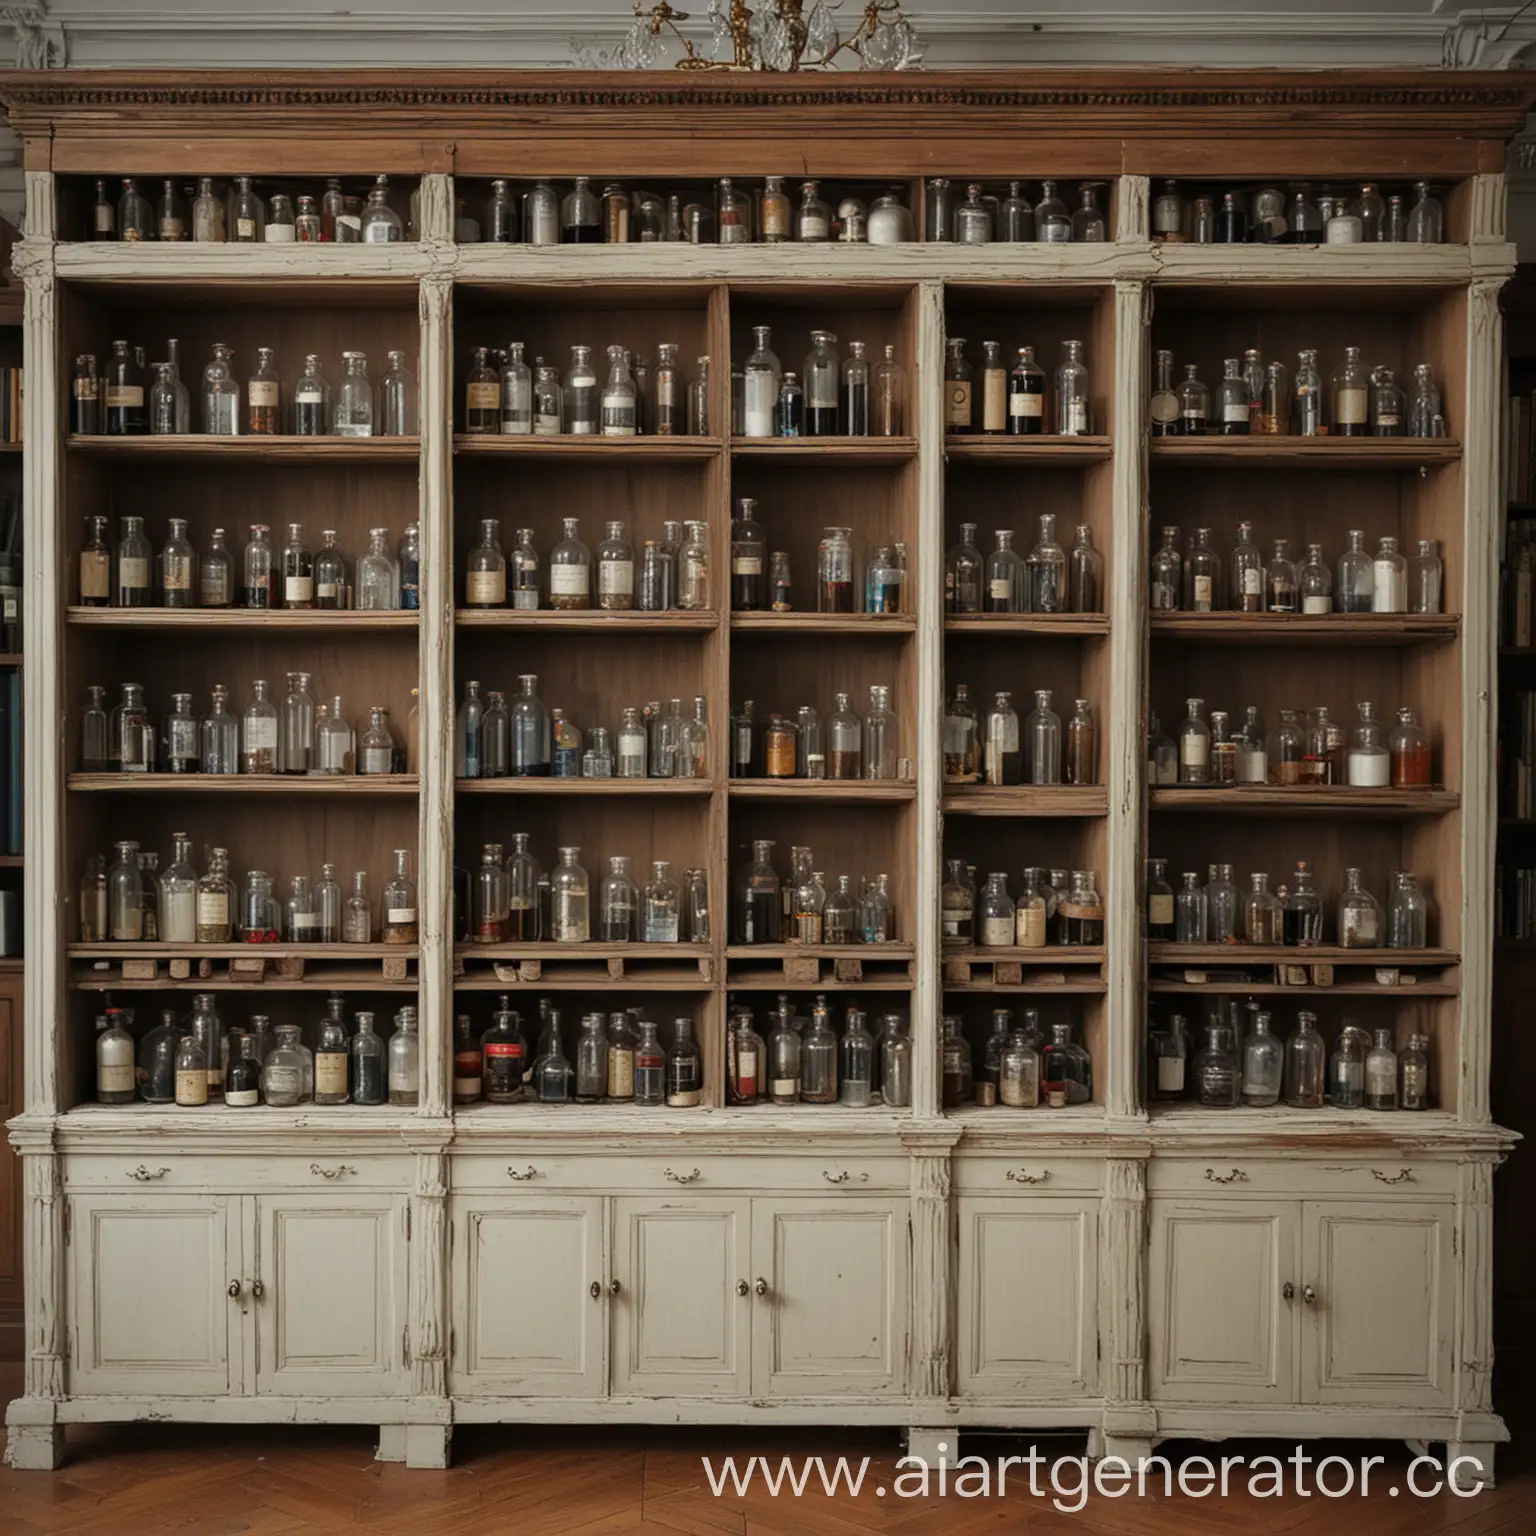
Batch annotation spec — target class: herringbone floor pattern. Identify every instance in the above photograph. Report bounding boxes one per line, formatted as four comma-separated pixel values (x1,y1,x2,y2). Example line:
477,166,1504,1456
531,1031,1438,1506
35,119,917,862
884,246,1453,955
2,1370,1533,1535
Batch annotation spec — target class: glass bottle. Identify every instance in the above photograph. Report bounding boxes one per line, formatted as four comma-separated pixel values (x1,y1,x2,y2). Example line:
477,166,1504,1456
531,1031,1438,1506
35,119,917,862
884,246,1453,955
1409,364,1444,438
841,340,870,436
1150,526,1182,610
596,855,637,943
935,1013,972,1109
1069,524,1103,613
977,872,1015,949
1370,366,1405,436
1333,866,1381,948
740,324,783,439
1387,706,1432,789
292,354,329,435
1175,697,1209,784
983,691,1021,787
335,351,374,437
500,526,536,611
547,846,589,944
1401,537,1444,616
1340,700,1388,788
1214,357,1249,436
532,364,563,434
1258,360,1290,435
1372,535,1408,613
1226,521,1262,613
1329,1025,1367,1109
798,1000,837,1104
940,859,974,944
1208,710,1236,784
1066,699,1097,786
380,849,417,945
1388,872,1430,949
641,861,681,943
1287,347,1322,435
1282,861,1325,948
944,337,973,433
1194,1023,1241,1108
723,1008,765,1105
1328,527,1371,614
1148,1014,1188,1100
1407,181,1443,243
1206,863,1240,943
201,342,239,436
944,522,982,613
1070,182,1106,241
1027,512,1067,613
464,347,501,435
1329,346,1367,437
1018,688,1059,785
598,344,638,437
1041,1022,1092,1107
156,834,197,944
1265,538,1298,613
1241,1012,1284,1107
818,691,859,780
1176,364,1209,436
1399,1033,1430,1111
88,178,114,238
549,517,591,610
1055,340,1089,435
986,529,1024,614
382,1008,419,1107
1244,871,1283,945
592,518,635,611
353,528,396,611
1012,868,1046,948
860,685,896,781
171,1030,208,1108
1145,858,1176,941
103,339,146,436
1185,527,1220,612
1149,347,1180,435
462,518,507,609
802,331,838,435
834,1010,873,1108
996,344,1045,439
815,525,854,613
736,839,780,944
1280,1013,1325,1108
1174,871,1207,943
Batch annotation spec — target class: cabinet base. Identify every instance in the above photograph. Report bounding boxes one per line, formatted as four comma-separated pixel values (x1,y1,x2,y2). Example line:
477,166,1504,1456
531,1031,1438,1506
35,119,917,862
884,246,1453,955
1407,1439,1498,1491
2,1403,65,1471
376,1423,452,1469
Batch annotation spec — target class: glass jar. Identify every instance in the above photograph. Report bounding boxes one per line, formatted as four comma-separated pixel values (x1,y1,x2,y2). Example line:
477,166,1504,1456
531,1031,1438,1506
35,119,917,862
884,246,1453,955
261,1024,308,1108
1194,1023,1241,1108
1330,1025,1368,1109
550,846,590,943
1283,1012,1326,1107
107,840,144,941
387,1008,420,1106
1041,1022,1092,1107
1400,1033,1430,1111
940,1014,973,1108
1149,1015,1188,1100
1388,871,1430,949
978,873,1014,949
1241,1012,1284,1106
1244,872,1283,945
1364,1028,1400,1111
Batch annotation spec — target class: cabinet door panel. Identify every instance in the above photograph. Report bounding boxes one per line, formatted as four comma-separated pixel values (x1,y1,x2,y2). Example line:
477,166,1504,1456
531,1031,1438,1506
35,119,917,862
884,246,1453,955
1301,1200,1454,1407
956,1197,1098,1398
253,1194,406,1397
612,1198,749,1397
751,1199,907,1398
1148,1199,1297,1403
452,1197,606,1397
69,1194,235,1396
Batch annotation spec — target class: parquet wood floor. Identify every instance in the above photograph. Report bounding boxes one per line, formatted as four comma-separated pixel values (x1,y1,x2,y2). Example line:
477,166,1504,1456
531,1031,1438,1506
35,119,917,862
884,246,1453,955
3,1368,1533,1535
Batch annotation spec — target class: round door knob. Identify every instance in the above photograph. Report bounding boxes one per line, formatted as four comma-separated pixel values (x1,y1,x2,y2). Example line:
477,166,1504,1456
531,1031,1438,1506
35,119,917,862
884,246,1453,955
590,1281,601,1300
754,1277,769,1297
1282,1282,1295,1301
1302,1285,1317,1304
736,1279,749,1296
251,1280,265,1300
227,1279,242,1298
610,1279,621,1296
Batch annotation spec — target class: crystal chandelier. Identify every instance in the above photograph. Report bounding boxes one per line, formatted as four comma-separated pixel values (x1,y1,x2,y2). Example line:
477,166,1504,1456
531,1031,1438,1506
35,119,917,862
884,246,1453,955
589,1,926,71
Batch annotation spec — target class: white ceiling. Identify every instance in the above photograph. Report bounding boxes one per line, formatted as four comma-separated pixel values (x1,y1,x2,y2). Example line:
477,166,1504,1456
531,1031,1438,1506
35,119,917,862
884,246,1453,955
2,0,1535,70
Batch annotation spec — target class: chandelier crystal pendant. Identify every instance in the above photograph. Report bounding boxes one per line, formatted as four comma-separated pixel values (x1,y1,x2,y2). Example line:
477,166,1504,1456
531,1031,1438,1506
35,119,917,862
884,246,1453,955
602,0,926,72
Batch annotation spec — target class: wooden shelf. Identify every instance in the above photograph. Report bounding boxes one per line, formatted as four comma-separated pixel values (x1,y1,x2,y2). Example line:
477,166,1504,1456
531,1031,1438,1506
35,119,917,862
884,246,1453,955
454,966,715,992
457,942,710,962
67,434,420,462
72,966,416,993
69,942,418,962
1149,437,1460,470
455,609,717,632
944,978,1109,995
945,614,1110,636
1151,613,1458,645
454,434,721,462
942,785,1106,817
729,436,917,464
0,652,20,665
725,943,915,962
731,613,915,633
1149,786,1458,816
456,777,711,797
1148,944,1458,965
1148,980,1459,997
942,945,1105,967
66,607,418,630
67,773,419,796
727,780,915,802
944,435,1112,464
0,855,21,868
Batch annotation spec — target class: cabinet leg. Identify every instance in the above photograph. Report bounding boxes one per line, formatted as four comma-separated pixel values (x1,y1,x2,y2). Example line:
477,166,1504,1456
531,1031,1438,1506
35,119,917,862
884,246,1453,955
3,1422,65,1471
1443,1442,1496,1491
376,1424,407,1463
1101,1435,1157,1465
902,1428,955,1468
1085,1426,1105,1460
404,1424,452,1470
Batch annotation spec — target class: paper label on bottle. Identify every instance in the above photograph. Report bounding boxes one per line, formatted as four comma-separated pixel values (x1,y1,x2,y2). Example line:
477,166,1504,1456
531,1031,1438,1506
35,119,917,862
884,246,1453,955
176,1069,208,1104
1223,402,1249,423
1015,905,1047,947
467,382,501,411
467,569,506,605
197,891,229,926
988,578,1011,601
284,575,313,602
981,915,1014,947
534,411,561,435
1063,399,1088,435
945,382,973,428
80,550,110,599
249,380,279,407
743,373,778,437
292,912,318,933
226,1087,259,1107
75,377,99,401
1193,574,1213,606
387,907,416,925
246,717,278,751
454,1076,482,1099
296,384,324,405
1149,893,1175,925
315,1054,349,1095
550,564,589,597
98,1061,135,1094
1157,1057,1185,1092
265,1065,300,1097
1010,392,1044,417
1182,736,1209,768
737,1050,757,1078
982,373,1006,431
118,556,149,590
731,556,763,578
106,385,144,408
1336,386,1368,426
607,1049,634,1097
1341,906,1379,945
316,581,339,601
94,205,114,234
264,224,296,243
1347,750,1391,787
1372,563,1405,613
1303,595,1332,614
1241,568,1263,596
362,746,393,774
800,215,829,239
236,217,257,239
163,559,191,591
599,559,634,596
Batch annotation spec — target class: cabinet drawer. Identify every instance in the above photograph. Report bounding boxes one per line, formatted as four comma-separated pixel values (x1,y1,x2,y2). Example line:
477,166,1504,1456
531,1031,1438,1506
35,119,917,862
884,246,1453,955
1148,1158,1456,1198
452,1153,907,1193
952,1156,1105,1195
63,1155,413,1191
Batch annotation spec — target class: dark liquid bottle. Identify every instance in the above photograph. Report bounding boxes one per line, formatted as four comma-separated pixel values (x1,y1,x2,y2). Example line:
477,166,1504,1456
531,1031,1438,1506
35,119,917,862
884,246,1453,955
352,1046,385,1106
73,355,101,435
730,498,766,611
225,1041,261,1107
105,340,146,436
1217,192,1248,243
739,888,781,945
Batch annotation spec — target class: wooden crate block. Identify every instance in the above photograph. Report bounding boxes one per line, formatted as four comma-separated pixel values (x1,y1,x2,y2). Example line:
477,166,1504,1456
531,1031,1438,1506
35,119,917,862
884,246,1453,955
382,955,409,983
1309,963,1334,987
518,959,542,982
942,957,973,985
121,958,158,981
993,961,1023,985
168,958,191,980
607,956,626,979
229,956,268,981
833,958,863,983
782,955,820,985
275,955,306,980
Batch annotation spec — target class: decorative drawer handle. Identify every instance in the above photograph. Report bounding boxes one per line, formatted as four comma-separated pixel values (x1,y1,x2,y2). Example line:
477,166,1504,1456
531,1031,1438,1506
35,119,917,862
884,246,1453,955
227,1279,243,1298
125,1166,171,1182
736,1278,750,1296
663,1167,701,1184
1007,1169,1051,1185
506,1165,539,1182
1282,1282,1295,1301
755,1277,769,1297
822,1169,870,1185
1371,1168,1415,1185
251,1280,265,1300
610,1279,621,1296
1205,1168,1249,1185
309,1163,356,1180
1302,1285,1317,1305
589,1281,601,1300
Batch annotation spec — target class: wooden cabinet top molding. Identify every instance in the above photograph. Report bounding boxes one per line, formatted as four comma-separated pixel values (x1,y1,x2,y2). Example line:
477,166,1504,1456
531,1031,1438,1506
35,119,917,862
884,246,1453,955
1,69,1531,178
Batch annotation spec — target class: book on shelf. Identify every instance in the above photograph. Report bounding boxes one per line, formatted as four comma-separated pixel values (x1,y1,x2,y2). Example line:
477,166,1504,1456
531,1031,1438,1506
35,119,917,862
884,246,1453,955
1499,687,1536,821
1500,516,1536,648
1497,865,1536,940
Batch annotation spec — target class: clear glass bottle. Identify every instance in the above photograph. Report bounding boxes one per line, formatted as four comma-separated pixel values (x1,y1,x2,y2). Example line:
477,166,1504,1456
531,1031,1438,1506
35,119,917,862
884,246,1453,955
1055,340,1089,435
803,331,839,436
827,692,862,781
1265,539,1298,613
550,846,590,943
1206,863,1240,943
1409,363,1444,438
841,340,871,436
1194,1023,1241,1108
1028,512,1067,613
382,1007,418,1107
943,684,980,782
1388,871,1430,949
1072,183,1107,241
1177,697,1211,784
1185,527,1220,611
642,861,681,943
1069,524,1103,613
1407,181,1443,243
549,517,591,610
1066,698,1097,786
1244,871,1283,945
1176,364,1209,436
985,529,1024,614
1229,521,1263,612
983,691,1020,787
838,1010,874,1107
862,685,897,781
1174,871,1208,943
1282,861,1325,947
291,353,329,435
1330,345,1368,437
202,342,239,436
978,872,1015,949
941,859,974,944
155,833,197,944
736,839,780,944
800,999,839,1104
378,848,416,945
334,351,374,437
1041,1021,1092,1107
1214,357,1249,436
597,855,637,943
1240,1012,1284,1107
1371,534,1408,613
939,1013,973,1108
1150,526,1182,610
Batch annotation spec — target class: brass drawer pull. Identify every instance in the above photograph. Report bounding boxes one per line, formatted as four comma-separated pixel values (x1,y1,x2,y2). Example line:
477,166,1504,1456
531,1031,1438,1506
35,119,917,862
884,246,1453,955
1007,1168,1051,1185
125,1165,171,1182
822,1169,869,1185
663,1167,701,1184
309,1163,356,1180
506,1165,539,1182
1204,1168,1249,1185
1371,1168,1415,1185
